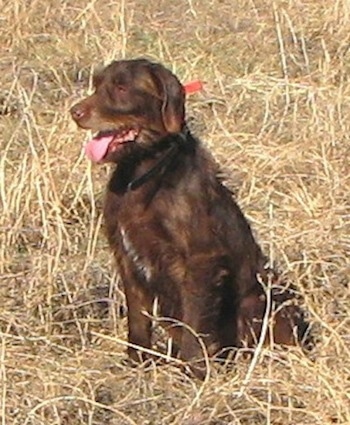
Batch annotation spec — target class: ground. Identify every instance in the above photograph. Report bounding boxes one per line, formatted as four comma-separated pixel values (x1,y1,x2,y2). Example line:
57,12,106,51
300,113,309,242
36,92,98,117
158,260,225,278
0,0,349,424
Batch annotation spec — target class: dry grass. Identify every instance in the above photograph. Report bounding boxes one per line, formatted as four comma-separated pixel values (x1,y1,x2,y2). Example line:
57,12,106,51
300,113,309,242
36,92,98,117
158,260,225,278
0,0,349,423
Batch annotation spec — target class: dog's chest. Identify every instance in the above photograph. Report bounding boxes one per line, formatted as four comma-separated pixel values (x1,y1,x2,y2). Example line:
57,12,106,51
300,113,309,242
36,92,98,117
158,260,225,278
105,188,194,282
118,225,153,282
104,167,214,282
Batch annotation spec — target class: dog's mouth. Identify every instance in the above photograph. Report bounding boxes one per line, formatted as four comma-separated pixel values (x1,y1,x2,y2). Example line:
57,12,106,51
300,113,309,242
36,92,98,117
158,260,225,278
85,128,140,162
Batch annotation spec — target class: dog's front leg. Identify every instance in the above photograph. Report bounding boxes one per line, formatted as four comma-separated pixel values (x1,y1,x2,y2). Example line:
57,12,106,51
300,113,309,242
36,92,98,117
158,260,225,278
121,267,153,363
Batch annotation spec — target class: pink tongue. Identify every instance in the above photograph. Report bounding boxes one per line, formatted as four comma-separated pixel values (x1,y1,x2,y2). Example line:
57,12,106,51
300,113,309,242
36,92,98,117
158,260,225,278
84,135,114,162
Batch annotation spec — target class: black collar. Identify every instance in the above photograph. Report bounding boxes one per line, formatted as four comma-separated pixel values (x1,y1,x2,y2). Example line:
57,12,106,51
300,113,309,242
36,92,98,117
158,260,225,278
127,142,180,191
108,128,196,194
127,128,195,191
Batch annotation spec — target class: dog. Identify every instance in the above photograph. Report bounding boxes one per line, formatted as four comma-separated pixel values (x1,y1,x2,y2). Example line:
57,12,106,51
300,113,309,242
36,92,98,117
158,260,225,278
71,58,311,376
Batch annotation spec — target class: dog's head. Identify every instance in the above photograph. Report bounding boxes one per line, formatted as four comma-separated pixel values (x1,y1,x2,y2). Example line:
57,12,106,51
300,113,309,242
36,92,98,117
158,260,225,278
70,59,186,163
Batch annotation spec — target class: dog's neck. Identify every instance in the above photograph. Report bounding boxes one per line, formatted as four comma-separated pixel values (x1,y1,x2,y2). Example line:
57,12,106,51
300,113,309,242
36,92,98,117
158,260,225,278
108,126,197,195
127,142,180,191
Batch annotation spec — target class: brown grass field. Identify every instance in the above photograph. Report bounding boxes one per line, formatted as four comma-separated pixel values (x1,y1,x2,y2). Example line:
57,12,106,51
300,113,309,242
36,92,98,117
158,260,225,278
1,0,349,423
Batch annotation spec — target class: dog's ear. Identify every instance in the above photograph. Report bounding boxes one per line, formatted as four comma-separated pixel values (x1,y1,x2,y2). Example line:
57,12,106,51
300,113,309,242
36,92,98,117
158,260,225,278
150,63,186,133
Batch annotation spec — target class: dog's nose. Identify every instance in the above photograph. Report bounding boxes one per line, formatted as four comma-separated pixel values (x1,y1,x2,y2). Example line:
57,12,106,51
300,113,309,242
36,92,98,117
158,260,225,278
70,103,86,122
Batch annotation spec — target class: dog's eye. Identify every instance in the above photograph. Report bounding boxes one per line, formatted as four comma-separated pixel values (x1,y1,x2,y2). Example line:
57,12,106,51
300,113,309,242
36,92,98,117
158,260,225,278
115,85,127,94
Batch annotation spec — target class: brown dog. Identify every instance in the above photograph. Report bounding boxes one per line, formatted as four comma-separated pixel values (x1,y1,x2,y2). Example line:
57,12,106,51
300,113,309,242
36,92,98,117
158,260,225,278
71,59,311,376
